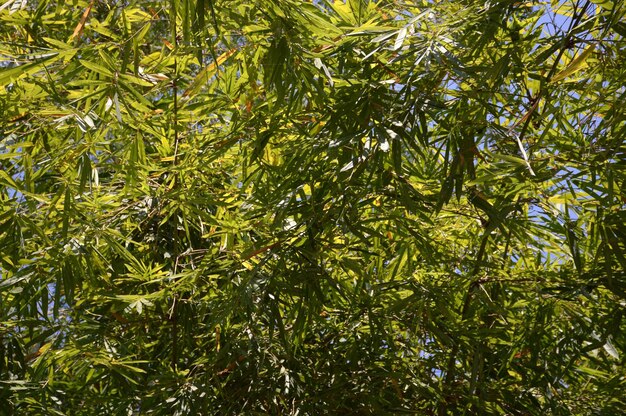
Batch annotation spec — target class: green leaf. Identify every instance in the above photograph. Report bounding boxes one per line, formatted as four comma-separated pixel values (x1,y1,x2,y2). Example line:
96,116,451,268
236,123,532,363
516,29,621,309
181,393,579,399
550,44,596,83
79,59,114,77
0,53,62,86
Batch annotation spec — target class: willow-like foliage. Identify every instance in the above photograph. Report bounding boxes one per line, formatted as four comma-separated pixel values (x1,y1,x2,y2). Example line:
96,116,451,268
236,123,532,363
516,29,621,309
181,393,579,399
1,0,625,414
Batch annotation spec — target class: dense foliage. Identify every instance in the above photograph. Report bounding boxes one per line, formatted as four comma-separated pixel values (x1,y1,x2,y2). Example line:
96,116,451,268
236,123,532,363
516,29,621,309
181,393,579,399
1,0,625,414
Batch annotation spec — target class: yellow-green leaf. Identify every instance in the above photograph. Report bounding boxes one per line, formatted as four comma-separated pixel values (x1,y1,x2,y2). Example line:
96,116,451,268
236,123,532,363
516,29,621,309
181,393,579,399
550,44,595,83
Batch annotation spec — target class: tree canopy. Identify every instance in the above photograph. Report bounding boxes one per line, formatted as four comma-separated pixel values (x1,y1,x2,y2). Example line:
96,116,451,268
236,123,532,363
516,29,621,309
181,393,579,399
1,0,625,414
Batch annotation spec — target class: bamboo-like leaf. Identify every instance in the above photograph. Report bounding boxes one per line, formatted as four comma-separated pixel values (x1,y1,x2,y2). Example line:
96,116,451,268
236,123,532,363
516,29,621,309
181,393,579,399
182,48,237,98
0,53,62,86
2,2,625,414
68,0,94,42
79,59,114,77
550,44,596,83
393,27,408,51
